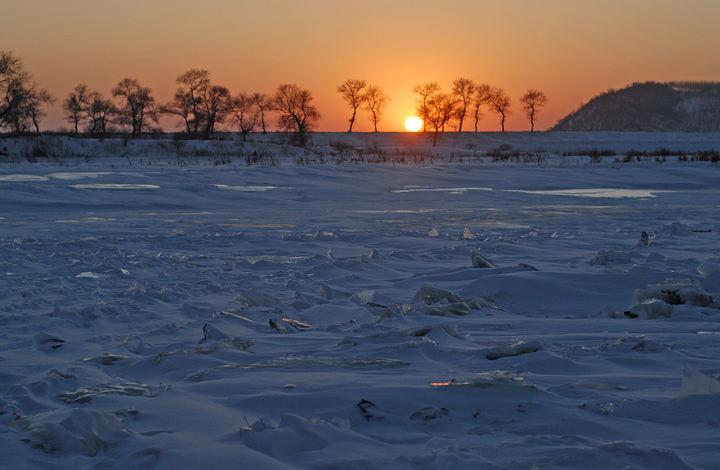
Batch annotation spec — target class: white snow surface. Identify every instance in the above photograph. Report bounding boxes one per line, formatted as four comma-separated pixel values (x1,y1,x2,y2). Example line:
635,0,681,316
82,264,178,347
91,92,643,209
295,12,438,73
1,132,720,469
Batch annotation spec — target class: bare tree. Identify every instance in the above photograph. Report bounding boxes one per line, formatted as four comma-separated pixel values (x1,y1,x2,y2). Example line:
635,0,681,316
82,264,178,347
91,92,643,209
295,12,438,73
451,78,476,131
472,84,491,131
62,83,90,133
425,93,458,146
3,78,54,134
163,89,194,134
198,84,231,139
251,92,273,134
337,79,367,132
86,91,115,135
273,84,321,146
163,69,210,136
486,86,512,132
0,51,24,125
112,78,159,136
519,89,548,132
412,82,441,132
25,84,55,133
363,85,390,132
0,51,54,133
230,92,258,142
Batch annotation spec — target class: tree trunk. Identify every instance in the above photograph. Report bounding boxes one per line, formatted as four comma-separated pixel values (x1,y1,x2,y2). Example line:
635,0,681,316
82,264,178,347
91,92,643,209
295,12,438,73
530,110,535,132
348,108,357,132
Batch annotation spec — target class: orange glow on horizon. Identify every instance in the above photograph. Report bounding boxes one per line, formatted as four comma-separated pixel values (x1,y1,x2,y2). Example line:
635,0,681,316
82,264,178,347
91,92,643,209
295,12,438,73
4,2,720,133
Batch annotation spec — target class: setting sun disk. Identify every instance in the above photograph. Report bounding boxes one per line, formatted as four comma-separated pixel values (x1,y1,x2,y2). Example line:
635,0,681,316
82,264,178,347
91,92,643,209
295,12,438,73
405,116,423,132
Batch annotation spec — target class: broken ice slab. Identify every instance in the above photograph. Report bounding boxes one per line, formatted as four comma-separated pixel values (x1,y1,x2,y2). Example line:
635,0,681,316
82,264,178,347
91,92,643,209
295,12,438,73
679,365,720,398
486,340,543,360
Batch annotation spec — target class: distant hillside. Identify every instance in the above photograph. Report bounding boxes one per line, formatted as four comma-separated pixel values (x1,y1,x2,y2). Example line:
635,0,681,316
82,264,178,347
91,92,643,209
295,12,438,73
552,81,720,131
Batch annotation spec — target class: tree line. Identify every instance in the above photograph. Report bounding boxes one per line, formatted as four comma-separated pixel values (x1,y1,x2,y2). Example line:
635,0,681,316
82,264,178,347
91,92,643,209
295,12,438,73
1,52,322,145
61,71,321,145
3,51,548,144
336,78,548,142
409,79,548,145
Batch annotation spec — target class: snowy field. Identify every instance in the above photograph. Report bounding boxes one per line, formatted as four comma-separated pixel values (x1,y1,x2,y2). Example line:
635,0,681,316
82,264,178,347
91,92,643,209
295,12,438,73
1,132,720,469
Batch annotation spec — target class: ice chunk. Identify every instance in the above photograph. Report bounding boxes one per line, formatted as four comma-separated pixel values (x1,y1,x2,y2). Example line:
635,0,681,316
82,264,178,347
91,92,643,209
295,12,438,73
486,340,542,360
236,288,280,308
471,249,495,268
33,333,66,352
122,334,149,354
589,249,631,266
679,365,720,398
626,298,673,319
645,252,665,263
698,262,720,279
75,271,104,279
634,279,718,308
199,323,231,343
320,284,351,300
663,222,690,235
20,409,128,456
413,284,464,305
349,289,375,304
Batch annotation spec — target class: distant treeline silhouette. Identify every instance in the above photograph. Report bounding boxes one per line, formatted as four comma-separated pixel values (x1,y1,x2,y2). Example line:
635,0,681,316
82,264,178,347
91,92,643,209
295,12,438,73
1,51,322,145
3,51,554,142
409,80,547,144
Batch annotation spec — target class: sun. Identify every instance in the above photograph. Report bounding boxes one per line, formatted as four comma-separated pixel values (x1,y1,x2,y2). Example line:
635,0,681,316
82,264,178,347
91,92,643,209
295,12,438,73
405,116,422,132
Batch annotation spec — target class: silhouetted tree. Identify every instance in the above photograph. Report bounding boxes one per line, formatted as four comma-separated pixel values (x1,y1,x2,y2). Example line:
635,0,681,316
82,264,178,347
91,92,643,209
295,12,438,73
62,83,90,133
112,78,159,136
163,88,194,134
472,84,491,131
363,85,390,132
337,79,367,132
519,89,548,132
486,86,512,132
84,91,115,135
413,82,441,132
198,84,231,139
425,93,458,146
25,84,55,133
0,51,54,133
3,78,54,134
251,92,273,134
230,92,257,142
0,51,24,125
452,78,476,131
273,84,321,146
163,69,210,135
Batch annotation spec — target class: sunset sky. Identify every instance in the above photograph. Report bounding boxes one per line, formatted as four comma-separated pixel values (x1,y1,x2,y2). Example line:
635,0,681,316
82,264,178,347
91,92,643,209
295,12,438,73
3,0,720,133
